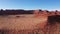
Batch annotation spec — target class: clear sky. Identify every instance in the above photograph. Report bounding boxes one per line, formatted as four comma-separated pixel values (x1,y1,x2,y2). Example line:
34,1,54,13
0,0,60,10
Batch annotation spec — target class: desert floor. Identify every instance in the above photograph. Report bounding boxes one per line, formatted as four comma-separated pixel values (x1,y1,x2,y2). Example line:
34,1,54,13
0,14,60,34
0,14,47,30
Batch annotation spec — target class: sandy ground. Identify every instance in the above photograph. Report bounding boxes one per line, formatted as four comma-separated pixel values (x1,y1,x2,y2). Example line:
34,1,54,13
0,14,47,30
0,14,60,34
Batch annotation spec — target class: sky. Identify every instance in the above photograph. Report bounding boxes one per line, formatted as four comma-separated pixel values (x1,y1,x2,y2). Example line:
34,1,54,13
0,0,60,10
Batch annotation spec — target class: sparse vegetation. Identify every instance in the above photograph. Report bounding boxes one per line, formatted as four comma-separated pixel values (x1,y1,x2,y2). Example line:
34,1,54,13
16,16,20,18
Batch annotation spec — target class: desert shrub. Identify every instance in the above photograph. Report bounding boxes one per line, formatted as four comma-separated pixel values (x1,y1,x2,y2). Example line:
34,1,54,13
46,11,49,13
16,16,20,18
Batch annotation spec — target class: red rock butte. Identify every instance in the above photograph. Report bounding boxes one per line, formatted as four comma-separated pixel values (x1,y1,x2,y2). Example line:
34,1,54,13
33,10,60,17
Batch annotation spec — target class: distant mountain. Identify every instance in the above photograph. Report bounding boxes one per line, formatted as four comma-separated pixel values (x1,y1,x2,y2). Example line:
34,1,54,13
0,9,33,15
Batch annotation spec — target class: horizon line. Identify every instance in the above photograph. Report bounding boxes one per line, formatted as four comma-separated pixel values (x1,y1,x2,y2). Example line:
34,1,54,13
0,9,60,11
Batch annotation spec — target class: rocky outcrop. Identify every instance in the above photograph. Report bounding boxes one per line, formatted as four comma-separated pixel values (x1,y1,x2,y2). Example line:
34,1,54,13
33,10,60,17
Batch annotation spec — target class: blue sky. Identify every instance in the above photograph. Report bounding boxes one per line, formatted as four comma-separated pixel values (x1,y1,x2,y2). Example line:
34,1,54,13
0,0,60,10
